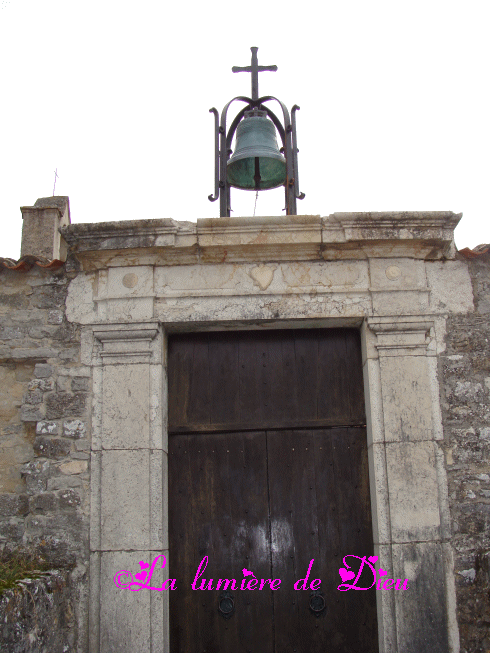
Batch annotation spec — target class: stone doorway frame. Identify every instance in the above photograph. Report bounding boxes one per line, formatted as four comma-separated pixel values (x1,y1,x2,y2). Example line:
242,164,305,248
63,212,466,653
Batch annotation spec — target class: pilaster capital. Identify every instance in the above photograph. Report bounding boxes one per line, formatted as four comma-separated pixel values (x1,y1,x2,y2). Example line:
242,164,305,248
92,322,161,365
366,316,435,357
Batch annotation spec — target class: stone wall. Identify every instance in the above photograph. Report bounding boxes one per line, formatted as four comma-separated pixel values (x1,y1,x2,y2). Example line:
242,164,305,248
0,570,75,652
441,252,490,653
0,263,88,652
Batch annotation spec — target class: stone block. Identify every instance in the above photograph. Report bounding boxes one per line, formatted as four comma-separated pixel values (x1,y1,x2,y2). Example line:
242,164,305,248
481,427,490,440
58,488,82,510
0,493,29,517
71,376,90,392
26,511,84,545
22,389,43,405
154,260,368,298
28,325,62,339
25,475,47,494
58,346,81,361
0,326,26,339
98,550,166,653
65,273,98,325
28,378,55,392
34,364,53,378
102,296,155,322
371,289,430,315
47,475,83,490
47,309,64,324
32,285,67,309
72,452,90,460
36,420,59,435
45,393,86,419
21,459,52,494
63,419,87,439
369,258,427,290
456,503,490,536
105,265,154,299
33,437,71,459
20,405,44,422
59,460,88,475
56,374,72,392
101,364,150,449
379,356,433,442
197,215,322,263
29,492,58,513
385,441,441,542
0,518,25,542
100,450,150,550
426,260,474,314
392,542,449,653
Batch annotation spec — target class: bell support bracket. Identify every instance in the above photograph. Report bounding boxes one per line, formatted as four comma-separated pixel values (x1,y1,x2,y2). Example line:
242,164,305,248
209,94,304,217
208,108,220,202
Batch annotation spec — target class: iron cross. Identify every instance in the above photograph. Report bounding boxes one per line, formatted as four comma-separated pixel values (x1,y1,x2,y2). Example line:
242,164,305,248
232,47,277,101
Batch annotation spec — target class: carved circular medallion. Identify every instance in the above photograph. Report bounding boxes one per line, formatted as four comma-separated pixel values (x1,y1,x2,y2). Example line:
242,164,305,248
122,273,138,288
385,265,401,280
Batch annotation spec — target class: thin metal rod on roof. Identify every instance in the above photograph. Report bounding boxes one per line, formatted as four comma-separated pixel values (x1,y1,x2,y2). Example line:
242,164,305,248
53,169,59,196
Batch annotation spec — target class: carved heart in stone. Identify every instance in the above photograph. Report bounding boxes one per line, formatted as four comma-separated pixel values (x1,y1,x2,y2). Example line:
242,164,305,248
251,265,274,291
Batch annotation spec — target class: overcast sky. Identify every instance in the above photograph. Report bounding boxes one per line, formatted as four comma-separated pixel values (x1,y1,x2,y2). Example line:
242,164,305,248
1,0,489,259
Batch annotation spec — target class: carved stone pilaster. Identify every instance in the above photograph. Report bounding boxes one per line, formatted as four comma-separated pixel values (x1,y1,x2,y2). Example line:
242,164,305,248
88,322,166,653
363,316,454,653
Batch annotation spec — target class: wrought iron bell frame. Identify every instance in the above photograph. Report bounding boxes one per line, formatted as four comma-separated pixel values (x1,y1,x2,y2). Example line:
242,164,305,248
208,95,305,217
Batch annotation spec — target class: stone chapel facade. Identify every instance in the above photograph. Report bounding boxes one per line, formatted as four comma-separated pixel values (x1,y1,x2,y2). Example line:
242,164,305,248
0,196,489,653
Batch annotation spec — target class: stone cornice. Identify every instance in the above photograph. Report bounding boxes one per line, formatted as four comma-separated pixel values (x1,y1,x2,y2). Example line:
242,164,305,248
61,212,461,269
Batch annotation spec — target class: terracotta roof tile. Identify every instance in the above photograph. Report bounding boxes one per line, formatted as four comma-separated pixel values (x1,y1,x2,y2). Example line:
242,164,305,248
0,256,64,272
458,244,490,259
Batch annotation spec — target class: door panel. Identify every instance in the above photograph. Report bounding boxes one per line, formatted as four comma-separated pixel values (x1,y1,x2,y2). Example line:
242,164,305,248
267,428,377,652
168,329,366,433
169,431,274,653
168,329,378,653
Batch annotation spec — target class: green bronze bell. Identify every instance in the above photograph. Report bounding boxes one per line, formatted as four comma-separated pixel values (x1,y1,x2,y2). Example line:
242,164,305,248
227,112,286,190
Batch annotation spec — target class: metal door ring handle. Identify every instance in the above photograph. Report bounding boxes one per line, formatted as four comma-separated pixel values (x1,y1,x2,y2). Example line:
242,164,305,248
218,591,235,619
309,590,326,616
219,597,234,614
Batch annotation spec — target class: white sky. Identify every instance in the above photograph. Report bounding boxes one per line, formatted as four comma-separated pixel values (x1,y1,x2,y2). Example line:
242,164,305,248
1,0,489,259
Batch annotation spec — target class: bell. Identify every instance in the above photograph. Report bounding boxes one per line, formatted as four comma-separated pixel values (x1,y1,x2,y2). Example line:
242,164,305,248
227,112,286,190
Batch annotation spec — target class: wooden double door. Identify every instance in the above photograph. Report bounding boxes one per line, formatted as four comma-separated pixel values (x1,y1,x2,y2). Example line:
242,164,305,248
168,329,378,653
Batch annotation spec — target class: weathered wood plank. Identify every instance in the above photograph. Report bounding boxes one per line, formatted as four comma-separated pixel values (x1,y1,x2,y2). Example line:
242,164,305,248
168,329,366,431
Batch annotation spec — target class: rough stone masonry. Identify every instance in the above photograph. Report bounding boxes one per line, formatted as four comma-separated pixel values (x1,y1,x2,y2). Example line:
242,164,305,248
0,198,88,652
440,250,490,653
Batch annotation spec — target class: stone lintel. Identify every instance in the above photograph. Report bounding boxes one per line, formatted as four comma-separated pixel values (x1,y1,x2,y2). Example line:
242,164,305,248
61,212,461,269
